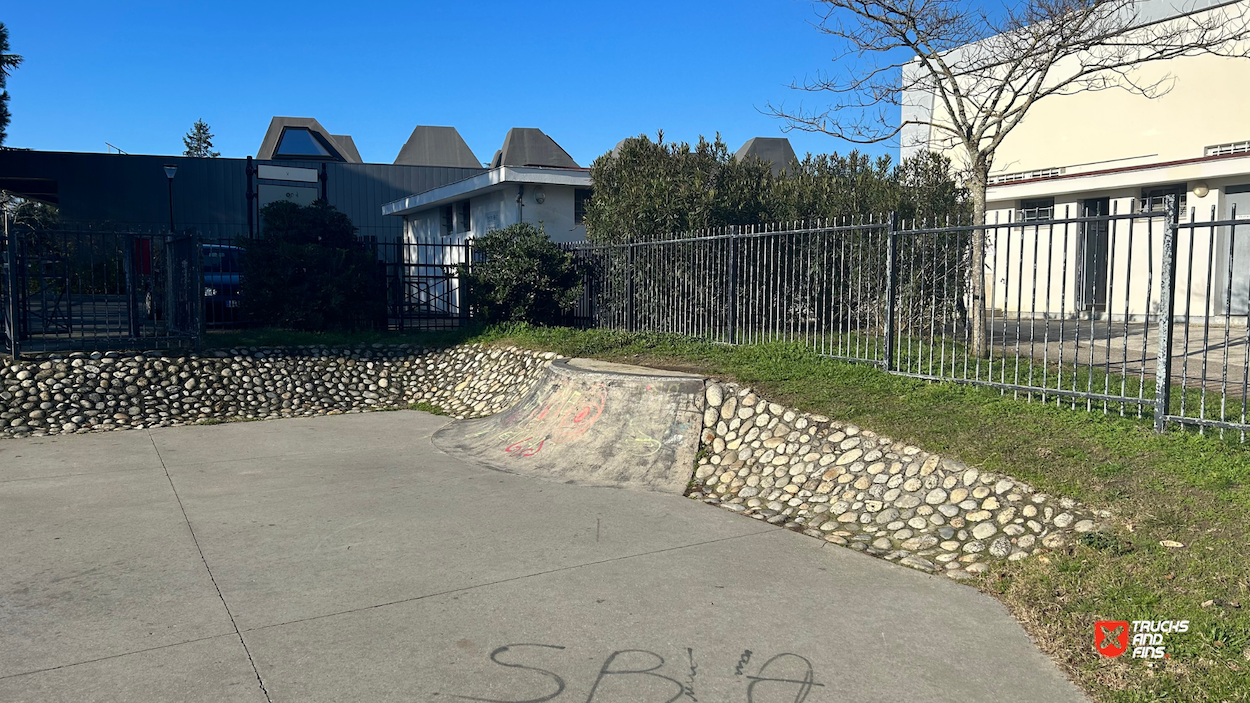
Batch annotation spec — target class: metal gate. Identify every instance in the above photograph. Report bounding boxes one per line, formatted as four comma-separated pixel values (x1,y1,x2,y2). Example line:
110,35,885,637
1,222,201,357
373,241,475,330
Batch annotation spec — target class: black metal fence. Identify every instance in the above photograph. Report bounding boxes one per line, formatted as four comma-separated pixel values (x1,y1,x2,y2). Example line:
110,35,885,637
2,222,202,356
194,237,476,332
566,196,1250,440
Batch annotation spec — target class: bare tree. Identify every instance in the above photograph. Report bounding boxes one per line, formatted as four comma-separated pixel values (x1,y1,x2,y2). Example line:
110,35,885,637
770,0,1250,356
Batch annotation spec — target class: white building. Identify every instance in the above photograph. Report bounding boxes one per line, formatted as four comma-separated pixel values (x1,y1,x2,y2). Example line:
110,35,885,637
901,0,1250,320
380,127,591,318
383,127,591,245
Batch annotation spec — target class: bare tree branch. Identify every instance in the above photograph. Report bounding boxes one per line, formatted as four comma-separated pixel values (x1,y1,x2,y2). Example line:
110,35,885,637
768,0,1250,357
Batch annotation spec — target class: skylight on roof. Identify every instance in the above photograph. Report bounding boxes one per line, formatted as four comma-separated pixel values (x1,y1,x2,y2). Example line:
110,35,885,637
276,128,332,157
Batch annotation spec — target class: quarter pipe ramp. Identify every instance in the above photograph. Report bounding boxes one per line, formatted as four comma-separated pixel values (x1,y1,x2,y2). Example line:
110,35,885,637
432,358,706,493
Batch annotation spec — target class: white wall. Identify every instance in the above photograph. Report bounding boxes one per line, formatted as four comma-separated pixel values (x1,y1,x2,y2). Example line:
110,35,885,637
903,2,1250,178
399,182,588,312
403,183,587,245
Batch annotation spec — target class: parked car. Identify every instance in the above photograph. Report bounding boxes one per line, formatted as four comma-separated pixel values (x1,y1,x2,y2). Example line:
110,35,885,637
203,244,243,326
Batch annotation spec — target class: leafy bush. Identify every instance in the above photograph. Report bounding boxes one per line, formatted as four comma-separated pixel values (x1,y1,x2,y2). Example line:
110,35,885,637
583,132,970,243
240,200,385,331
459,222,581,325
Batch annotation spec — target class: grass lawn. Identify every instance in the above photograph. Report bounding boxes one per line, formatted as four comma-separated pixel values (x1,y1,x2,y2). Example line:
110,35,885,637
209,324,1250,701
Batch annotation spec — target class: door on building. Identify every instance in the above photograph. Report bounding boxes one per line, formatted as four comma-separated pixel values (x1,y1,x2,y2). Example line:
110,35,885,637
1218,185,1250,315
1079,198,1110,314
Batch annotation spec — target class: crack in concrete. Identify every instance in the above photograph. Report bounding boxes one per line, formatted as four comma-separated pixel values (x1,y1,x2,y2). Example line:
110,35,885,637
0,632,237,681
147,430,273,703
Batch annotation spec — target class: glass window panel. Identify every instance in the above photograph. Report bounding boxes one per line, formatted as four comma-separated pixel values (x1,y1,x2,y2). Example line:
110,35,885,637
1020,197,1054,222
276,128,332,157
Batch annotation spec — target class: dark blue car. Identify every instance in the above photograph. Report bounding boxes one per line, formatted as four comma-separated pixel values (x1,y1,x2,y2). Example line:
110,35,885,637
203,244,243,326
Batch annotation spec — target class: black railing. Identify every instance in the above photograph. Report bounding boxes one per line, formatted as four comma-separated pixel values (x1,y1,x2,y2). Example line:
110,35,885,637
2,221,202,356
566,197,1250,440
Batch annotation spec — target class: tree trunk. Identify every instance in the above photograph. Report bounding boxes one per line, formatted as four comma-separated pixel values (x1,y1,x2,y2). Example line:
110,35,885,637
967,161,990,358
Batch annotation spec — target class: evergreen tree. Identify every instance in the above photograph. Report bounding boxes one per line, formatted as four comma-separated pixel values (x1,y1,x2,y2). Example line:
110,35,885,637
0,23,24,146
182,119,220,157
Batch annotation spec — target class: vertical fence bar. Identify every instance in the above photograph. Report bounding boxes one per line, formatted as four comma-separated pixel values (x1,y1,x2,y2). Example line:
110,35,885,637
3,211,17,358
627,242,636,333
727,226,739,345
1154,195,1180,433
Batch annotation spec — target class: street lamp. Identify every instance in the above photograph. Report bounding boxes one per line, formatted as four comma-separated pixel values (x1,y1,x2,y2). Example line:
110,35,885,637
163,164,178,233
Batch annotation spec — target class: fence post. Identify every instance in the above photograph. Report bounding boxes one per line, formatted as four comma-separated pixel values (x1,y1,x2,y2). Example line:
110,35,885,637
883,212,899,371
1153,194,1179,433
191,232,203,354
727,225,738,345
3,210,18,358
627,242,637,333
460,239,472,323
164,234,176,341
124,234,140,339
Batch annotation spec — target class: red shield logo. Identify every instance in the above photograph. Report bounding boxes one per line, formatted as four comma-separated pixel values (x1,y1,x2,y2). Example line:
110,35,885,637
1095,621,1129,658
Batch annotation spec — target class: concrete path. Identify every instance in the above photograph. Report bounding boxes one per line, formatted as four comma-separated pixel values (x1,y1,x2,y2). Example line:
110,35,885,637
0,412,1088,703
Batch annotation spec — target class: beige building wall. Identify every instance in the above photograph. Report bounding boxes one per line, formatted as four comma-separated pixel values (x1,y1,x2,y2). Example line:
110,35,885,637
906,1,1250,321
911,2,1250,176
938,53,1250,178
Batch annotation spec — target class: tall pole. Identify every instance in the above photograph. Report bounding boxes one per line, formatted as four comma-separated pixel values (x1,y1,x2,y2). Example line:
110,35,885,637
246,156,255,238
163,164,178,233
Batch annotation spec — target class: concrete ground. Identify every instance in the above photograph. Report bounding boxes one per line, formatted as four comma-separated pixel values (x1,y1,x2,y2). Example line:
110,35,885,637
992,319,1249,394
1,411,1089,703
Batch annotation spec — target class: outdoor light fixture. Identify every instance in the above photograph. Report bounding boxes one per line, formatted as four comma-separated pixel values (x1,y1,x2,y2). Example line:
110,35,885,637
534,187,546,205
163,164,178,233
1193,182,1210,198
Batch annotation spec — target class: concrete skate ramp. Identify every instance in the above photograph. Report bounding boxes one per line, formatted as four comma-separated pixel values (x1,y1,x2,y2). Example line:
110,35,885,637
432,358,706,493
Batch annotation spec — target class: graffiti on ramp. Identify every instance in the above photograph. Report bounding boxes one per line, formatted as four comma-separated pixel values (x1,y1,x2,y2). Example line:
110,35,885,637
493,383,608,458
434,358,707,493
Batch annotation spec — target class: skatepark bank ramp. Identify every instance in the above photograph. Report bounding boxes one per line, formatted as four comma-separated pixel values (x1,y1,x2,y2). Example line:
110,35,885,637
432,358,706,493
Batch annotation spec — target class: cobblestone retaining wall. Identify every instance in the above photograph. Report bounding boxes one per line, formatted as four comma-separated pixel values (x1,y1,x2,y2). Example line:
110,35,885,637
689,381,1110,580
3,346,1110,577
0,344,556,438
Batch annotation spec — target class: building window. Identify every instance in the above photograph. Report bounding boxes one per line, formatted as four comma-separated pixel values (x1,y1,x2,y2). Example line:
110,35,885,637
457,201,471,233
275,128,334,159
441,205,454,236
1019,197,1054,222
1139,185,1187,217
1140,183,1185,213
574,188,592,224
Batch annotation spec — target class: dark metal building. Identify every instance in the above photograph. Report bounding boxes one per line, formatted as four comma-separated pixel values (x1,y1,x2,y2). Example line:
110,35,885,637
0,117,487,242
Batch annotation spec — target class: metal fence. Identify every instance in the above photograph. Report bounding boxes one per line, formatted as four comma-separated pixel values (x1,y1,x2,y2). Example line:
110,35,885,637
2,221,202,356
195,237,476,332
566,196,1250,440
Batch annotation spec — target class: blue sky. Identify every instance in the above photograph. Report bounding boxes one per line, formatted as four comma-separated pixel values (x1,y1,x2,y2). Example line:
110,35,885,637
3,1,897,166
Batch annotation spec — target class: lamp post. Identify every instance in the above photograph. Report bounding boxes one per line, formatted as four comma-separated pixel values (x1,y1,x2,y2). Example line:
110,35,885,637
163,164,177,233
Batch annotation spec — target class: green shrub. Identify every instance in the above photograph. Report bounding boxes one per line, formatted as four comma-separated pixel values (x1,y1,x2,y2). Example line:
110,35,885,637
459,222,581,325
240,200,385,331
583,132,970,243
